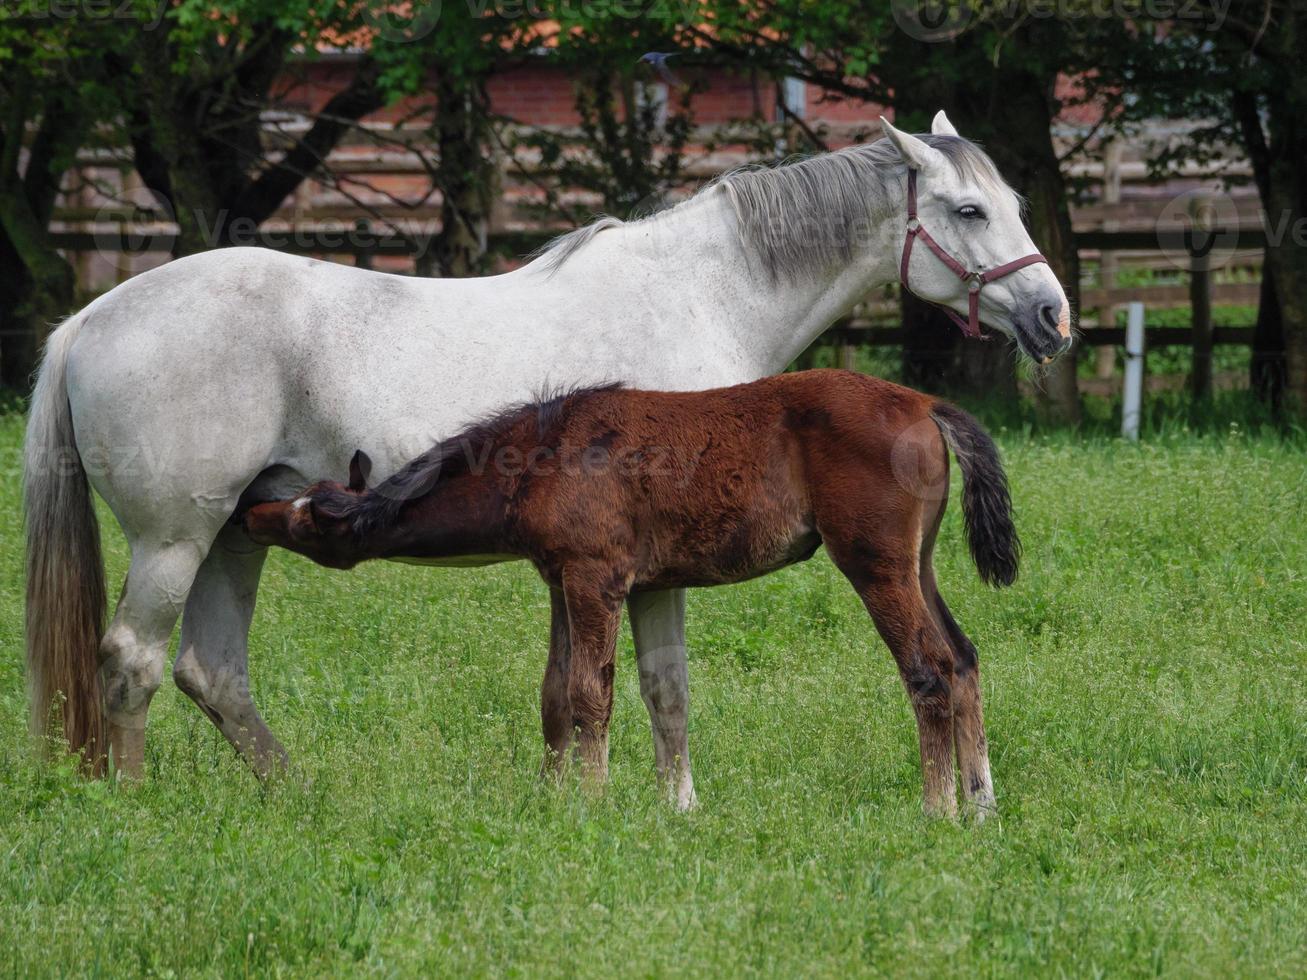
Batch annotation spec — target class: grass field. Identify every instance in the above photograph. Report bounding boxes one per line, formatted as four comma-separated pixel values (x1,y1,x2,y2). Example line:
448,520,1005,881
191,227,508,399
1,409,1304,977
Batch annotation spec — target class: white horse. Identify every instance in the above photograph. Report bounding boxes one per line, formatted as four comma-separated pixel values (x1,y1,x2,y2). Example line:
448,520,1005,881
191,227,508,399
25,114,1069,809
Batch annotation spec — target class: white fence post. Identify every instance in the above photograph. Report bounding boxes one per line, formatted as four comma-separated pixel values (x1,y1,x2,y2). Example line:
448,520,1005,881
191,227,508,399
1122,301,1145,440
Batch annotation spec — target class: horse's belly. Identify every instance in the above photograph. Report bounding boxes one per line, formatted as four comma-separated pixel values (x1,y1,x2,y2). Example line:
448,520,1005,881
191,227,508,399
638,522,821,591
385,554,523,568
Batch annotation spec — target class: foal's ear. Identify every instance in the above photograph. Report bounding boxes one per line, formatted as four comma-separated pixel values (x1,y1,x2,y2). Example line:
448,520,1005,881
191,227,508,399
348,450,372,492
930,109,960,138
880,116,947,173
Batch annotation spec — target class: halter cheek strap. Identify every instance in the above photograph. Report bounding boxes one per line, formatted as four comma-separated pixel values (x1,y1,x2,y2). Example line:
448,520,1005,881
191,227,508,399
899,168,1049,339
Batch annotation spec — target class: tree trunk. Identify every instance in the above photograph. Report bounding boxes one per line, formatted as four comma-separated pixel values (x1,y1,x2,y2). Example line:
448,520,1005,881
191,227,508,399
900,291,959,391
125,31,381,260
899,292,1017,400
421,74,496,279
0,72,90,390
1251,257,1285,409
1261,185,1307,418
0,226,74,389
1022,155,1082,426
945,47,1082,426
0,177,78,389
1261,94,1307,418
890,33,1077,421
1230,90,1286,413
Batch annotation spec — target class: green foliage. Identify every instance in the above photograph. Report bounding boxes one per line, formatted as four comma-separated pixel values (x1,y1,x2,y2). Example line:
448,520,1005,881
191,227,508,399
505,11,699,223
513,73,700,222
1,412,1305,975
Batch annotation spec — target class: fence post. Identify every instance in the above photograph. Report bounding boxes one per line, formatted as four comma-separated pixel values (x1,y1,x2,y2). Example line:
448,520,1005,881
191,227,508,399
1188,194,1214,400
1122,301,1145,440
839,339,857,371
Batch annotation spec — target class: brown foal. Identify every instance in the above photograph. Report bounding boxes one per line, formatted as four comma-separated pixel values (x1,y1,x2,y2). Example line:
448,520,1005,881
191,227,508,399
241,369,1018,818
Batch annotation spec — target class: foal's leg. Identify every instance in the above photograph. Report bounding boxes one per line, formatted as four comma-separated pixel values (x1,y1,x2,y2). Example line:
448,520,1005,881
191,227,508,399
540,586,574,778
834,549,959,818
174,525,289,778
925,572,996,819
561,565,627,787
919,492,996,820
628,588,697,811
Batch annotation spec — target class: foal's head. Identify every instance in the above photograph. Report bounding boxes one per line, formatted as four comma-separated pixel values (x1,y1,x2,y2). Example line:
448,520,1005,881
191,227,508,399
242,452,373,569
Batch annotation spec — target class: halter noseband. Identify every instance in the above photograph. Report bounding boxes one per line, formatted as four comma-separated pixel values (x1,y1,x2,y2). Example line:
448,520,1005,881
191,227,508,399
899,168,1049,339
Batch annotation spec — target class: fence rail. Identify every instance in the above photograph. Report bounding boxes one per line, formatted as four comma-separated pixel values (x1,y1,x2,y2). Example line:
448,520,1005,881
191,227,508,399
1079,281,1259,310
54,227,1270,260
826,325,1254,348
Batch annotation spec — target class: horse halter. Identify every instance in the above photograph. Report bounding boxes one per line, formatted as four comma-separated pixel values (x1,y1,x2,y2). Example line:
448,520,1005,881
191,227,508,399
899,168,1049,339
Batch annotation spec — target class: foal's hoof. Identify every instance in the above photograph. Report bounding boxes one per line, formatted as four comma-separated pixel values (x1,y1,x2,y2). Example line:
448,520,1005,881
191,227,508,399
923,800,960,822
539,750,570,784
965,799,998,825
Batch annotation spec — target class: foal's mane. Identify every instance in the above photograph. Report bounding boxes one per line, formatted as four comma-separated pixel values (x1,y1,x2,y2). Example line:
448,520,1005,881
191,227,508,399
317,382,623,534
535,134,1014,283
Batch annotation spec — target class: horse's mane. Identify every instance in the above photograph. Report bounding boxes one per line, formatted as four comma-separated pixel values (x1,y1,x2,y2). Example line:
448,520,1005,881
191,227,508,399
315,382,623,534
533,134,1015,283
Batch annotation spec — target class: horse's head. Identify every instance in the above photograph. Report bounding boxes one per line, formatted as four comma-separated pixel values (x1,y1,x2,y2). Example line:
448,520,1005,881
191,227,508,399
241,452,372,569
881,112,1072,364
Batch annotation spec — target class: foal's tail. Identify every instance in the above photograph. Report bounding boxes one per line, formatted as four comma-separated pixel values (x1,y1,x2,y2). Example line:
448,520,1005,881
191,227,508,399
929,402,1019,587
24,314,108,772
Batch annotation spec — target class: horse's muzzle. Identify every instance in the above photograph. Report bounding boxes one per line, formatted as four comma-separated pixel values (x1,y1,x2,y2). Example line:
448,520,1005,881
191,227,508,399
1016,290,1073,364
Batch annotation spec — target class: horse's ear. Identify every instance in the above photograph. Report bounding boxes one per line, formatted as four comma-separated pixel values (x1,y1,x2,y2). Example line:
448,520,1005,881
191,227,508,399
880,116,946,173
348,450,372,492
930,110,960,137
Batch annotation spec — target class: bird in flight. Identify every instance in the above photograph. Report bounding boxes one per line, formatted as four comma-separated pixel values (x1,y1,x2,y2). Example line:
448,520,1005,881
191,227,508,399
638,52,684,88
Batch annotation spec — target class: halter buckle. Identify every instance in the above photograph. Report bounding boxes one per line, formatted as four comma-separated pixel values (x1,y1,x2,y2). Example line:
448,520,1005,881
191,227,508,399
967,272,983,292
906,217,920,233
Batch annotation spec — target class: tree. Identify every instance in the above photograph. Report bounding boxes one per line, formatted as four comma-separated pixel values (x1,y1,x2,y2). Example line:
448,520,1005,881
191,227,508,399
1127,4,1307,416
113,1,387,258
509,21,701,228
370,1,528,278
0,5,119,387
1218,3,1307,416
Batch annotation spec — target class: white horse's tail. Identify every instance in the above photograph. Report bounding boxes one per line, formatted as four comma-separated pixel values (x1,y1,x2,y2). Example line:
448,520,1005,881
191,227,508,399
24,314,108,772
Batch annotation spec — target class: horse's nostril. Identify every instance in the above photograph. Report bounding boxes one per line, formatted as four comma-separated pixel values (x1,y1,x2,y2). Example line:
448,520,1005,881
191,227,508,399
1039,304,1059,331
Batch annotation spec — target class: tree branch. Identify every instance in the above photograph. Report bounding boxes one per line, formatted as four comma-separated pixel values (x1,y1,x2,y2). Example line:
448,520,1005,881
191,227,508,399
232,58,384,225
774,80,830,152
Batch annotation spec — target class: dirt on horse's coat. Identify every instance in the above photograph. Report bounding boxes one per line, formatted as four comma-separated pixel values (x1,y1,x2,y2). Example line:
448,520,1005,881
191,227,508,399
243,369,1018,818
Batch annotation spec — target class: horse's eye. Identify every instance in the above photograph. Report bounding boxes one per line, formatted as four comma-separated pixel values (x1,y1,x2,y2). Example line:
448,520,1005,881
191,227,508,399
958,205,986,221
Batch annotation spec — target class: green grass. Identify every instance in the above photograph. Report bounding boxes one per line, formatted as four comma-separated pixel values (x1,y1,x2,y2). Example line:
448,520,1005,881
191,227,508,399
1,412,1305,977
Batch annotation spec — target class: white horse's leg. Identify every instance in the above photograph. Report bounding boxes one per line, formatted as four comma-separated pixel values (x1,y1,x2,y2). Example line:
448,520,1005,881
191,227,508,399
173,525,288,777
100,537,211,779
628,588,697,811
